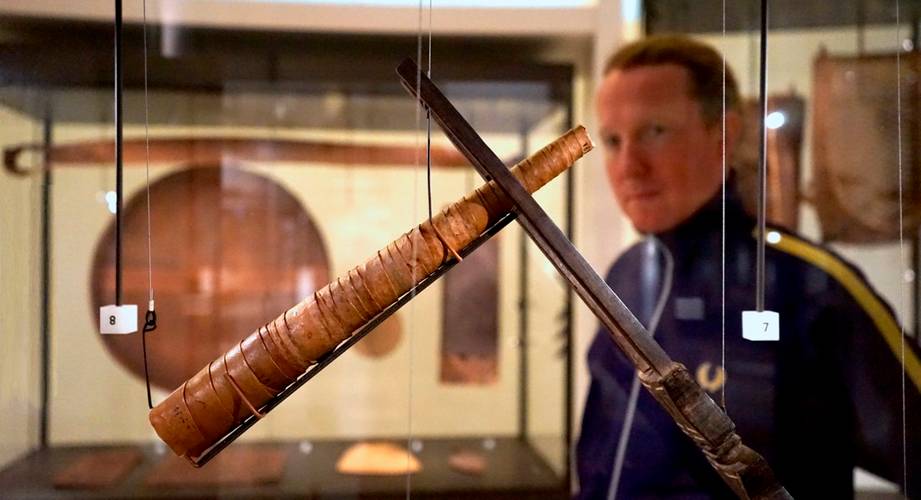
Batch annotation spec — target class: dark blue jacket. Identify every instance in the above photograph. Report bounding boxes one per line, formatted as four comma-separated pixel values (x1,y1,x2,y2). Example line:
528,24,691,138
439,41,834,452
575,187,921,499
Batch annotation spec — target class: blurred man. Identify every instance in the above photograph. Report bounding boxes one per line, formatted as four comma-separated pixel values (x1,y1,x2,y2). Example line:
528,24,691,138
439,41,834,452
575,35,921,499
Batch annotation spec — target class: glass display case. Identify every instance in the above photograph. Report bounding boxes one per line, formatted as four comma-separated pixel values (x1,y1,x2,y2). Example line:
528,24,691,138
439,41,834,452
0,14,576,499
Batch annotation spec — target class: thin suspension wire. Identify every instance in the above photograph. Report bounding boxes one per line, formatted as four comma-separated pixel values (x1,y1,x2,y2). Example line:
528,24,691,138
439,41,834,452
755,0,768,312
720,0,727,410
607,237,674,500
143,3,153,306
141,0,155,410
896,1,909,491
426,0,433,222
407,0,433,496
407,5,421,495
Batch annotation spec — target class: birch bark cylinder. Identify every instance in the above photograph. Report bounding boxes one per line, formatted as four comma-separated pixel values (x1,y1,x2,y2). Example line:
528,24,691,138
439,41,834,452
149,126,593,460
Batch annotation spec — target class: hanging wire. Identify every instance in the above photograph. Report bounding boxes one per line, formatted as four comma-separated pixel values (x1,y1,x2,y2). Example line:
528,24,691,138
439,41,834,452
606,237,674,500
407,0,433,496
755,0,769,313
895,0,909,491
139,0,157,410
426,0,434,222
407,7,420,497
719,0,727,410
142,2,154,319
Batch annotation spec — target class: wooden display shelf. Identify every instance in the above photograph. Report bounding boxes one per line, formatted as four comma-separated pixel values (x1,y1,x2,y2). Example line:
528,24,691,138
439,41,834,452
0,437,568,499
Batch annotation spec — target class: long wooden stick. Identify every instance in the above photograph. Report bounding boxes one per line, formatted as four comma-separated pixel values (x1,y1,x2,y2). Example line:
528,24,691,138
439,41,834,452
3,137,470,175
148,126,593,460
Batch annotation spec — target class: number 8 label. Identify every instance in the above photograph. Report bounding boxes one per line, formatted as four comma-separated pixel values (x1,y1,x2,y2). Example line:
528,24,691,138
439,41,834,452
99,304,138,334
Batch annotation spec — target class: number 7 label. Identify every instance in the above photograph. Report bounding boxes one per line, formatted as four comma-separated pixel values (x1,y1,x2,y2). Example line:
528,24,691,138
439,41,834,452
742,310,780,341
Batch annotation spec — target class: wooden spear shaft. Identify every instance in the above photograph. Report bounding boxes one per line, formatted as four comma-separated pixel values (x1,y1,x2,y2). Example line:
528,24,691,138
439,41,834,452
149,126,593,460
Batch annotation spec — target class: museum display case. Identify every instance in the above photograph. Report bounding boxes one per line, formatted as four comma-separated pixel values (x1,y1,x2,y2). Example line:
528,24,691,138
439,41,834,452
0,12,577,499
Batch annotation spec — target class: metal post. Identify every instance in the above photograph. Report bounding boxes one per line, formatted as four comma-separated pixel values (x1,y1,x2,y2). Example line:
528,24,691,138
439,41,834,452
518,127,530,442
114,0,124,306
39,97,53,450
756,0,769,312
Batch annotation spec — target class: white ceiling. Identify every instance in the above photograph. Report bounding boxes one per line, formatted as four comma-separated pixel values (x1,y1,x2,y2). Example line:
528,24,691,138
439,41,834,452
0,0,598,37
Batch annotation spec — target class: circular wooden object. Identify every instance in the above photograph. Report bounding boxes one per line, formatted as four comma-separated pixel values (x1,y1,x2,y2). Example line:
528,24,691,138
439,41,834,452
91,167,330,391
352,313,402,359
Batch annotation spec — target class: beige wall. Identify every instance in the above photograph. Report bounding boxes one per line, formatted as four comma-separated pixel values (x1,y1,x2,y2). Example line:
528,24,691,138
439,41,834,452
0,100,43,468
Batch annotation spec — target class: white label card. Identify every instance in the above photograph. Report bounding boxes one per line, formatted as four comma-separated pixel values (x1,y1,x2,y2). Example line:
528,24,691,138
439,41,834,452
99,304,138,334
742,310,779,341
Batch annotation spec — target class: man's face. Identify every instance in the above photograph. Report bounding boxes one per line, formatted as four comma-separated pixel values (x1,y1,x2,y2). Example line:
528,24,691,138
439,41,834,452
596,64,726,233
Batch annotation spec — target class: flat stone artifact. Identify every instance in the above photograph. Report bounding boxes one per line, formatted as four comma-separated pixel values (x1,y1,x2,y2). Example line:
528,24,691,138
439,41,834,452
447,448,486,476
52,449,143,489
145,447,287,487
335,442,421,475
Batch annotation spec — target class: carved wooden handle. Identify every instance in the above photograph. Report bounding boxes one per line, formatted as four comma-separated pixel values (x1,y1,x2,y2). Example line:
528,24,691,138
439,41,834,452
639,363,793,500
148,126,593,460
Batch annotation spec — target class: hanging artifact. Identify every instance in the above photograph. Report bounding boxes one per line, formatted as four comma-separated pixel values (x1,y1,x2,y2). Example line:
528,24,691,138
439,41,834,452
148,126,593,462
812,50,921,242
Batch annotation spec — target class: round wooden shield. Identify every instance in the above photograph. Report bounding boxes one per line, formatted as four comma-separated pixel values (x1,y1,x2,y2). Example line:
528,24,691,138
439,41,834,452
91,167,330,391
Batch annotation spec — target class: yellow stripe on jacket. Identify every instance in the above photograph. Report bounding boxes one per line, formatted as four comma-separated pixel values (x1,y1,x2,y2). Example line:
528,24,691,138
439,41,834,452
765,231,921,391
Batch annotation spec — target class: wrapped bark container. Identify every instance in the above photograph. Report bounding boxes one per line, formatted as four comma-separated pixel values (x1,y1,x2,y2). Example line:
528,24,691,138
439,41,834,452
149,126,593,460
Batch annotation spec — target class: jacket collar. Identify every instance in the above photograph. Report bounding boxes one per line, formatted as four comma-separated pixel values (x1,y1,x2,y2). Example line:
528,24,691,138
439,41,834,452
651,175,755,255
